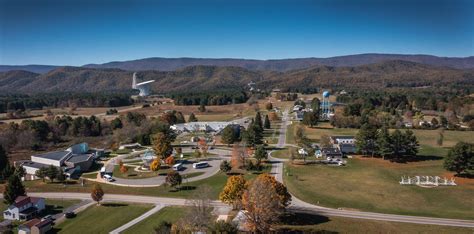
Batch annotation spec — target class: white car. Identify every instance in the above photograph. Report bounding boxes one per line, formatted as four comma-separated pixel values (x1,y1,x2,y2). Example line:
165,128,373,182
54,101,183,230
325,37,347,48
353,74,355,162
103,174,115,182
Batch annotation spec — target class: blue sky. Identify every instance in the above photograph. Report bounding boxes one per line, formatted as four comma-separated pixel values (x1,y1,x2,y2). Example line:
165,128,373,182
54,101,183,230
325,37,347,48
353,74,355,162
0,0,472,65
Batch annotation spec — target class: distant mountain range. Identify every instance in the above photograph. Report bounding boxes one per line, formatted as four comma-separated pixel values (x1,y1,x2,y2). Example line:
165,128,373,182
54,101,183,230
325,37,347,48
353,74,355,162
1,54,474,74
1,60,472,94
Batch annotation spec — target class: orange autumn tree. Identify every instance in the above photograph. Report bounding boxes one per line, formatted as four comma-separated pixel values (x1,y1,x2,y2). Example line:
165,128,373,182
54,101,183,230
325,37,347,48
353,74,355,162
198,138,208,157
165,156,175,166
241,173,291,232
120,165,128,174
230,144,247,169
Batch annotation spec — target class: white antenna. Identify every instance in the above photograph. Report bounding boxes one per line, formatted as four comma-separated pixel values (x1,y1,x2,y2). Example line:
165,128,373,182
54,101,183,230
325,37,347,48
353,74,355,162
132,72,137,89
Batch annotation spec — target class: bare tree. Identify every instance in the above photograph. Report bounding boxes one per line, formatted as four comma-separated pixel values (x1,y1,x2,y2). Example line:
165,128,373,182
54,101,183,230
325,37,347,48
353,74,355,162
184,185,215,231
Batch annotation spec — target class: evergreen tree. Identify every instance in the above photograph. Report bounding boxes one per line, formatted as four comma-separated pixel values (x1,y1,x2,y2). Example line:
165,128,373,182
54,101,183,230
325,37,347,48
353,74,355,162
391,129,405,160
254,112,263,131
221,126,236,146
3,174,26,205
404,130,419,157
264,115,271,129
243,123,263,147
110,117,123,130
188,113,198,122
198,101,206,112
46,165,58,183
311,97,321,115
254,145,267,165
0,145,11,181
376,127,392,160
444,142,473,175
175,112,186,123
57,168,66,183
355,124,378,156
302,112,318,127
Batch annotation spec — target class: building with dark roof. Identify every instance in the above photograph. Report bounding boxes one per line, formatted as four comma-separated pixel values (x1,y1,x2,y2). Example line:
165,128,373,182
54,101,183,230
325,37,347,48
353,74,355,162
19,143,97,180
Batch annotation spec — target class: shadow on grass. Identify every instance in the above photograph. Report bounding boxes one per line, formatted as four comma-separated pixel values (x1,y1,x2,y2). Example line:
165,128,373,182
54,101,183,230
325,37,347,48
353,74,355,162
102,203,129,207
280,211,331,226
388,155,443,163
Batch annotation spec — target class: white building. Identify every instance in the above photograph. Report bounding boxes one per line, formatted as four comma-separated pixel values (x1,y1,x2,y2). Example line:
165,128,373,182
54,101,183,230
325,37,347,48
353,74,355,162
132,72,155,96
171,121,238,134
3,196,45,221
18,143,97,180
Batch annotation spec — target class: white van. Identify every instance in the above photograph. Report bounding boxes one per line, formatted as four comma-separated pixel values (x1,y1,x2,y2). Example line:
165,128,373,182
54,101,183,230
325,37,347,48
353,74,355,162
193,162,209,169
172,163,183,171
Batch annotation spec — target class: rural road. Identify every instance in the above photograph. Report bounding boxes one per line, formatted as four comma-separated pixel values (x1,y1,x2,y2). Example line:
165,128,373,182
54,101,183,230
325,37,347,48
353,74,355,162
269,109,474,228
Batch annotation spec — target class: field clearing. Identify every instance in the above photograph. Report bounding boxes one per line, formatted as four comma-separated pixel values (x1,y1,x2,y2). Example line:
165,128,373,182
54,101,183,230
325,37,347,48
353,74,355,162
284,157,474,219
277,213,474,233
53,202,152,233
122,206,189,234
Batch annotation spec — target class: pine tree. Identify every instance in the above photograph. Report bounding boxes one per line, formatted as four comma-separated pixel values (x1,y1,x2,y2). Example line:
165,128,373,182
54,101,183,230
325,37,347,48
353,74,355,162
264,115,271,129
254,112,263,131
377,127,392,160
254,145,267,165
3,174,26,205
444,142,473,175
391,129,405,160
57,168,66,183
0,145,11,181
221,126,236,146
404,130,419,157
355,124,378,156
188,113,198,122
175,112,186,123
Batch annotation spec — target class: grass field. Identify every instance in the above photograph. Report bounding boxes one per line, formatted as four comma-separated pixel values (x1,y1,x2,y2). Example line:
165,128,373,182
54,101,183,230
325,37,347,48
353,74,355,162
53,202,152,233
277,212,474,233
284,157,474,219
25,164,271,200
122,206,189,234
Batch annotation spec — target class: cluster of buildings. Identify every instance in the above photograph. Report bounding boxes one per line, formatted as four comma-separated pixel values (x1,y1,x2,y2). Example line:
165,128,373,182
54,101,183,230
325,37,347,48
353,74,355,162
170,121,240,134
2,196,53,234
16,143,104,180
300,135,356,163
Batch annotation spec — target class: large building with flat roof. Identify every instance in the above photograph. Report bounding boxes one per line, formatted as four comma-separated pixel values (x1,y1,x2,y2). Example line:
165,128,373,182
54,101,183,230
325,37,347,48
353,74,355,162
18,143,101,180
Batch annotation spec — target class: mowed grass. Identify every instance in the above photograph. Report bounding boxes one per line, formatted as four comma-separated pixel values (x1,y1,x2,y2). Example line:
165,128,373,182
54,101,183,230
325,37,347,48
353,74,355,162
25,165,271,200
277,213,474,233
284,158,474,219
0,201,6,221
53,202,152,234
122,206,189,234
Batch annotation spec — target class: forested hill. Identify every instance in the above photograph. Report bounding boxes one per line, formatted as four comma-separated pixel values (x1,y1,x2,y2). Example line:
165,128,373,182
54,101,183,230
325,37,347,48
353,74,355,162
0,61,473,94
1,54,474,74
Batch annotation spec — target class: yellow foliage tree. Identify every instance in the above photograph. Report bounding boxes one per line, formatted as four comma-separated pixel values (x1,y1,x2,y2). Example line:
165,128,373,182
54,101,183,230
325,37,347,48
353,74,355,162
150,159,161,172
219,175,247,209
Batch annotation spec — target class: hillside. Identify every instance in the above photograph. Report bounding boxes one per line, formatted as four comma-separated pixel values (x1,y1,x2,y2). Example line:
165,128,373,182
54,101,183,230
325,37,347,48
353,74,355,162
1,54,474,74
0,61,472,94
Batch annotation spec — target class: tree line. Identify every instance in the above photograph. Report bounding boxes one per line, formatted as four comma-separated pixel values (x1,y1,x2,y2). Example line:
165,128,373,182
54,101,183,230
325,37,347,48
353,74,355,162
169,90,249,106
0,92,134,113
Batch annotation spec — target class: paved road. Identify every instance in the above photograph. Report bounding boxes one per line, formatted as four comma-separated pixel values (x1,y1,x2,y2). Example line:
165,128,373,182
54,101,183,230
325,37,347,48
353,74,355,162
268,109,474,228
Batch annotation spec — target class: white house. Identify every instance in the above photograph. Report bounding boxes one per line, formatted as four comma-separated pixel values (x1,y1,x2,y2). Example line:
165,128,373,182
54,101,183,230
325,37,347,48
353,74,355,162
330,136,356,154
3,196,45,221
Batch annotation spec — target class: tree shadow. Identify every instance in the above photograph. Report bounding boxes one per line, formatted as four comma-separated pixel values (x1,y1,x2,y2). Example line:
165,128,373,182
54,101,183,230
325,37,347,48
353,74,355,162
101,203,128,207
279,211,331,226
41,205,63,216
455,173,474,179
389,155,443,163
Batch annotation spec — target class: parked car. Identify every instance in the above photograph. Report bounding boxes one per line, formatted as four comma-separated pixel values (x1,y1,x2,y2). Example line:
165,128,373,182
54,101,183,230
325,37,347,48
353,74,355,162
64,212,75,219
42,215,55,221
103,174,115,182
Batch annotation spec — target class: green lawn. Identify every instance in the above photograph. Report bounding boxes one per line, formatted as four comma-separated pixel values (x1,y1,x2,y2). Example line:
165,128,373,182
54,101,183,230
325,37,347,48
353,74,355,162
25,165,270,200
0,201,6,221
277,213,474,233
42,199,81,216
284,158,474,219
53,202,152,234
122,206,189,234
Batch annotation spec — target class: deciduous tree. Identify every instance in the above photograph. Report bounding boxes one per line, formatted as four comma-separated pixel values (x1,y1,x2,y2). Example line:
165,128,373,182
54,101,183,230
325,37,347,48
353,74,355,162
165,171,182,190
91,183,104,205
220,160,231,173
219,175,247,209
165,156,175,166
153,132,173,159
150,159,161,172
